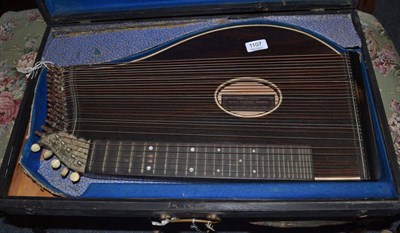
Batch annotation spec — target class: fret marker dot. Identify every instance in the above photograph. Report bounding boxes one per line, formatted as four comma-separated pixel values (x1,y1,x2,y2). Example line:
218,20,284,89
253,170,257,173
148,146,154,151
217,169,221,173
189,167,194,173
239,159,243,163
146,166,151,171
217,148,221,152
190,147,195,152
252,149,256,153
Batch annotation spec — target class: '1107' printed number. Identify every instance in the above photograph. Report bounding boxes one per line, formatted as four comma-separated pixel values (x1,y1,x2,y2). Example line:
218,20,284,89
245,39,269,53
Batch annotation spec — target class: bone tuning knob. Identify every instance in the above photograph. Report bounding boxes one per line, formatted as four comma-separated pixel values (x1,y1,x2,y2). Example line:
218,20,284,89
51,159,61,169
70,172,80,183
61,167,69,178
43,150,54,159
31,143,41,152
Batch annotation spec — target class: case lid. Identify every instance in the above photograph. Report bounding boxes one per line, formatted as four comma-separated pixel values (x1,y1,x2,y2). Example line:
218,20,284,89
37,0,356,24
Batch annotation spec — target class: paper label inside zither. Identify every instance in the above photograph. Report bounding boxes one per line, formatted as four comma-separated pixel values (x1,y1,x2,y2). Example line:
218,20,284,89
39,0,355,23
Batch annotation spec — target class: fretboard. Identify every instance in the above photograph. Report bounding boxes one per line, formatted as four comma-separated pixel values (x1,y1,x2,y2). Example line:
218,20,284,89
85,140,314,180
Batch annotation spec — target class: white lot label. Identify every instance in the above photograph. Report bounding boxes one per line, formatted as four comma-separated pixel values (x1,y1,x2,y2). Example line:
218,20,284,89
245,39,268,53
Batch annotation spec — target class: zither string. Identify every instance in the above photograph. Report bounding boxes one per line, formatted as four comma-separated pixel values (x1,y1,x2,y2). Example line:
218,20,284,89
46,53,363,154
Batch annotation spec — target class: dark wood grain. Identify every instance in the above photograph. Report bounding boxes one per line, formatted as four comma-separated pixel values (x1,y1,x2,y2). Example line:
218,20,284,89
152,25,336,61
357,0,375,13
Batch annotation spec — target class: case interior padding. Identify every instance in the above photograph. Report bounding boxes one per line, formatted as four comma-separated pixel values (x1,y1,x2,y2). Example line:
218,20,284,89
43,0,331,18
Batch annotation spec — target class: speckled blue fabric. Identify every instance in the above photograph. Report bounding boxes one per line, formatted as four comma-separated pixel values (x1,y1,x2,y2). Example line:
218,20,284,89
42,14,361,66
37,159,178,197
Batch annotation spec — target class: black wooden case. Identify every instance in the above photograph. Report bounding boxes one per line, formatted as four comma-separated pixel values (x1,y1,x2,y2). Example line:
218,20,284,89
0,0,399,227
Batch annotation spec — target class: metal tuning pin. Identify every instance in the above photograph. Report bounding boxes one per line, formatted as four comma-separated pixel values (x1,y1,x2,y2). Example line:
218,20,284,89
31,143,41,153
43,150,54,160
34,131,43,137
70,172,80,183
60,167,69,178
51,159,61,169
38,131,89,174
40,125,54,133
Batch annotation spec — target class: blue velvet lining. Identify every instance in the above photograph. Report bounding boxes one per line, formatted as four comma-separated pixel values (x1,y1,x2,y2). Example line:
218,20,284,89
44,0,326,17
20,70,65,196
20,20,399,199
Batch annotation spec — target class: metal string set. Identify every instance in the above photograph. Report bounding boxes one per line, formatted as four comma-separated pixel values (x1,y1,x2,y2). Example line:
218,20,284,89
41,53,366,180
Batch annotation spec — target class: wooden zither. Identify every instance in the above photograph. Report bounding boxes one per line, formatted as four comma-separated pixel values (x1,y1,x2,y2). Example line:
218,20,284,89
32,24,373,183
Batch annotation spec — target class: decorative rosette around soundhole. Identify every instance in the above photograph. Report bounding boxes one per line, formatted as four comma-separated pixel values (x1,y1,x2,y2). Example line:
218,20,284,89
215,77,282,118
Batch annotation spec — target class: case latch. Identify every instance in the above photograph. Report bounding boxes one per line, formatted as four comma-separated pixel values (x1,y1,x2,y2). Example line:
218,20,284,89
152,214,221,232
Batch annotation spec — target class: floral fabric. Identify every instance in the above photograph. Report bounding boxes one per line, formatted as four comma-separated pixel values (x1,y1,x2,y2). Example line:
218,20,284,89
0,9,45,164
0,10,399,168
358,11,400,165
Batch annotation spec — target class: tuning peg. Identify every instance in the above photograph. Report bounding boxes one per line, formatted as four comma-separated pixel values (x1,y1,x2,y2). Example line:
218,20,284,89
61,167,69,178
34,131,43,137
40,125,54,133
31,143,41,152
51,159,61,169
70,172,80,183
43,150,54,159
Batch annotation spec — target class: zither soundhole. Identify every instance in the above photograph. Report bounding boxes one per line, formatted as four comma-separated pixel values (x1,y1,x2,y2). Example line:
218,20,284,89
214,77,282,118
